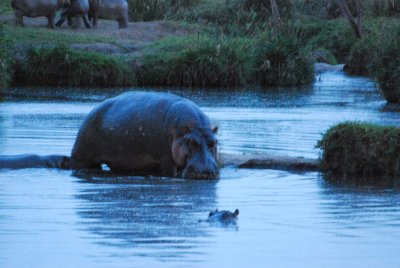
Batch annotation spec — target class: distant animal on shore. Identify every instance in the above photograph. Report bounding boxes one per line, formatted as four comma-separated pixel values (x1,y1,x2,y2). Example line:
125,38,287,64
11,0,71,28
88,0,129,29
55,0,91,28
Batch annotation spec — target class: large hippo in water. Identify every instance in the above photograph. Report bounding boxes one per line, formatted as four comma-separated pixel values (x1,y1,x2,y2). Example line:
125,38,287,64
66,92,220,179
88,0,129,29
11,0,70,28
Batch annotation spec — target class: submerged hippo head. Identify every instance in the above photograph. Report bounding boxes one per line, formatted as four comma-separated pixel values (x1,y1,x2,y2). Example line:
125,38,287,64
172,126,219,180
207,209,239,223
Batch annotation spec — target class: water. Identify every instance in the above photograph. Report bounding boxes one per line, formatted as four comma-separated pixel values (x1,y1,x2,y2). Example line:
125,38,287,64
1,69,400,267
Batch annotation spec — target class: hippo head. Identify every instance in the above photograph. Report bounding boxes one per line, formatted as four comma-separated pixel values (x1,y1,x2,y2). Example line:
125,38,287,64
208,209,239,222
172,126,219,180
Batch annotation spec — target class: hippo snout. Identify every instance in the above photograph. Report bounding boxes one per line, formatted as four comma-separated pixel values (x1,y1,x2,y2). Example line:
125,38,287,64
181,163,219,180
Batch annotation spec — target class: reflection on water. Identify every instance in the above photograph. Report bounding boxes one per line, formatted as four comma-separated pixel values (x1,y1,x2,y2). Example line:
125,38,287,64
1,69,400,267
74,172,218,251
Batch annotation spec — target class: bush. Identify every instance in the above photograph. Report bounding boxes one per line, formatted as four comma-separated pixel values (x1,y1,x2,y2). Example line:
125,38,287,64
137,35,255,87
372,32,400,103
0,23,13,89
344,36,376,75
255,35,314,86
127,0,200,21
18,45,136,87
317,122,400,178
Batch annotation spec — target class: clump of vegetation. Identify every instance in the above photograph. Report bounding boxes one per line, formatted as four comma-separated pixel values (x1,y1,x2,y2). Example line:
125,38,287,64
255,35,314,86
317,122,400,178
372,32,400,103
137,35,255,87
0,0,12,14
344,36,376,75
18,45,136,87
127,0,200,21
0,23,13,89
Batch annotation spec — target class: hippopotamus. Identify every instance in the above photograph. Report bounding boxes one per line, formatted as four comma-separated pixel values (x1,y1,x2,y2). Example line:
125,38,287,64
65,92,220,179
205,209,239,224
0,154,69,169
55,0,91,28
88,0,129,29
11,0,70,28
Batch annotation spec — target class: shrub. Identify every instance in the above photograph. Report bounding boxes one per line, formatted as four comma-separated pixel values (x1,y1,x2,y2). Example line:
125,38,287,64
0,23,13,89
305,19,357,62
255,35,314,86
372,32,400,103
127,0,200,21
344,36,376,76
317,122,400,178
18,45,136,87
137,35,255,87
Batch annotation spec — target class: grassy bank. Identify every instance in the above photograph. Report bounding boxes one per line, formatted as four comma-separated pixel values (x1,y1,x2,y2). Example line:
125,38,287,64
15,45,136,87
137,33,313,87
0,24,12,89
1,0,400,92
317,122,400,179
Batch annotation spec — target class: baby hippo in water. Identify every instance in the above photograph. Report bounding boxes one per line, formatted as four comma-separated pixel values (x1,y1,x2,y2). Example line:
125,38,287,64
206,209,239,224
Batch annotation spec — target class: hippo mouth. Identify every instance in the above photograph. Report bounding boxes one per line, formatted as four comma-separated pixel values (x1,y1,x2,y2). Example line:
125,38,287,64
179,165,220,180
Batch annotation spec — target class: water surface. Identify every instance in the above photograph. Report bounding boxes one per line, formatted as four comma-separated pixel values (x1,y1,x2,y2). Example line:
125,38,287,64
1,69,400,267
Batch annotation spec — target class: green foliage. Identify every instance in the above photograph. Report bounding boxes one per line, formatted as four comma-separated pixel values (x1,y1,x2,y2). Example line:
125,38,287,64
0,0,12,14
3,24,116,45
344,36,376,75
255,35,314,86
303,19,357,62
317,122,400,178
372,32,400,103
19,45,136,87
127,0,200,21
137,35,255,87
0,23,13,89
293,0,400,19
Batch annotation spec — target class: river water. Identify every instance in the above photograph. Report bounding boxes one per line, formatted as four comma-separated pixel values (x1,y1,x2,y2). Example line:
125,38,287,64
0,69,400,267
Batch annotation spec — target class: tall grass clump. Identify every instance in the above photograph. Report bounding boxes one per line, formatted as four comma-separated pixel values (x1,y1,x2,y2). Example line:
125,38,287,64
127,0,200,21
18,45,136,87
344,36,376,75
255,35,314,86
137,35,255,87
372,32,400,103
0,24,13,89
317,122,400,178
0,0,12,14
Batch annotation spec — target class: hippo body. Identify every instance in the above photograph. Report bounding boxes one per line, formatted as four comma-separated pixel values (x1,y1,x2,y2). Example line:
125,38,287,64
89,0,129,29
11,0,70,28
206,209,239,224
55,0,91,28
68,92,219,179
0,154,69,169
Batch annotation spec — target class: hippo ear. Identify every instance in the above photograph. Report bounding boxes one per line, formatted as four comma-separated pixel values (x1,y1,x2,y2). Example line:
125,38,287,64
212,126,218,134
234,209,239,217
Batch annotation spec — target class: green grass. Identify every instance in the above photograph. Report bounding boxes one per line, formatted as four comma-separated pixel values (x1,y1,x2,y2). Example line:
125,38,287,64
137,35,256,87
0,23,13,89
3,24,117,45
317,122,400,178
17,45,136,87
0,0,12,14
255,34,314,86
